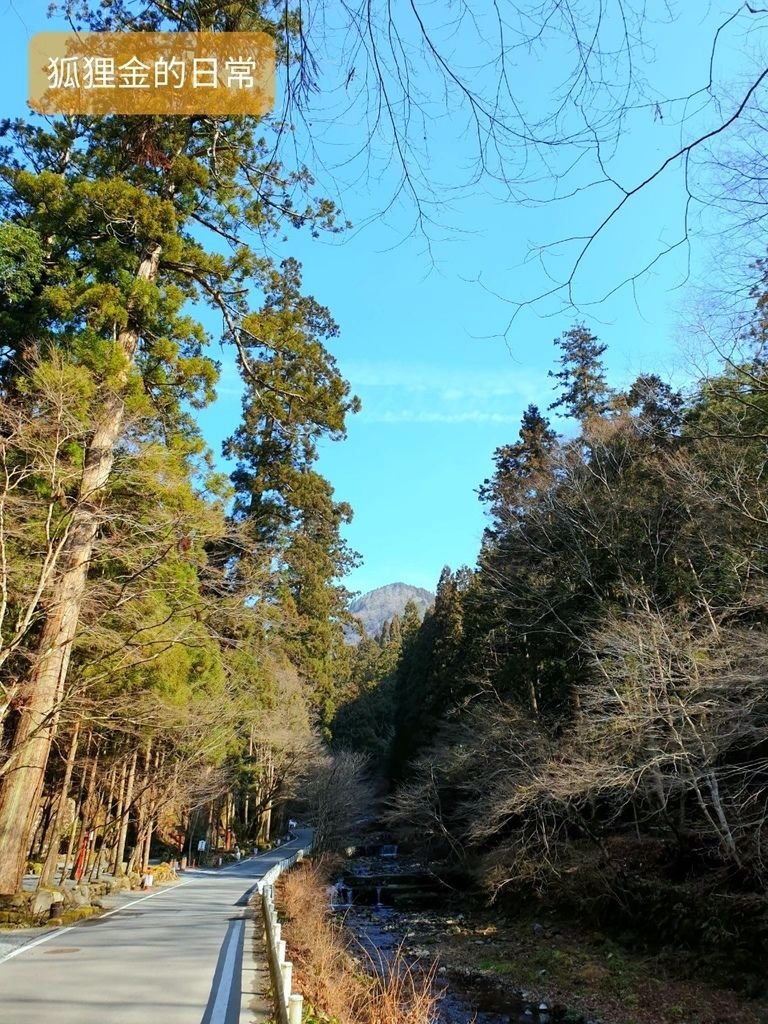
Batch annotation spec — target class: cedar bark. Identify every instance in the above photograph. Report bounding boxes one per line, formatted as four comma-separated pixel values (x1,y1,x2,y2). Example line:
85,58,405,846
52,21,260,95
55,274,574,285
39,721,80,888
88,763,115,882
30,792,54,861
113,749,137,875
141,747,162,872
142,820,154,873
109,758,127,874
61,732,91,882
244,725,254,827
258,752,274,844
0,244,162,894
127,740,152,875
75,746,100,881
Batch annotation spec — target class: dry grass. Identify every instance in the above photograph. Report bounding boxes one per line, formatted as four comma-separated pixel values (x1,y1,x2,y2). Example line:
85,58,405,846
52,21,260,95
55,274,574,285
277,857,438,1024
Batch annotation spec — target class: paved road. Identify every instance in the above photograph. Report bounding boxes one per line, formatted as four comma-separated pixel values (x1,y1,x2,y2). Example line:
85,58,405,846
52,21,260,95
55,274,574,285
0,830,311,1024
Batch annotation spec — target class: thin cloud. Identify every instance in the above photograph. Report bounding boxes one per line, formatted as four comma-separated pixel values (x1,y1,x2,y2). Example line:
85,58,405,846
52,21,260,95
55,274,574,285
345,360,540,402
345,359,542,426
363,409,523,424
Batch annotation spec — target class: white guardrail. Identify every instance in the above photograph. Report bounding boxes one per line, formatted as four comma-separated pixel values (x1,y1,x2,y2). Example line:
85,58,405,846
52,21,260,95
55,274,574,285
259,845,309,1024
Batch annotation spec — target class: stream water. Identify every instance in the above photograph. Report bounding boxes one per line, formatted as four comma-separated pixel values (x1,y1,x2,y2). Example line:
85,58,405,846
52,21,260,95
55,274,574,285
331,847,565,1024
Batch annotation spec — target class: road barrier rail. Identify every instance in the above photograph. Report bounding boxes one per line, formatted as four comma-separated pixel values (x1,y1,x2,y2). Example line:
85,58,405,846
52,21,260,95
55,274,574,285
259,845,310,1024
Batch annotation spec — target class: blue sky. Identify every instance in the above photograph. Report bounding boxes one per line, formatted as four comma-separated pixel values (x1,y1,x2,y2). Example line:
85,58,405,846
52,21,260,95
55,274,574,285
2,1,763,595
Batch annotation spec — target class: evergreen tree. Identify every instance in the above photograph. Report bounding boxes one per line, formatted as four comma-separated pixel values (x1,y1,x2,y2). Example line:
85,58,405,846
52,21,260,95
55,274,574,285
389,568,471,778
548,325,611,420
624,374,684,445
223,259,359,733
0,0,351,894
478,404,557,535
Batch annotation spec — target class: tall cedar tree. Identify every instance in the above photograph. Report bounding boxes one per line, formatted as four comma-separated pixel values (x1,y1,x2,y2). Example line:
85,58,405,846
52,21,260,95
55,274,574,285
389,570,470,778
548,325,612,421
478,403,557,536
0,0,356,893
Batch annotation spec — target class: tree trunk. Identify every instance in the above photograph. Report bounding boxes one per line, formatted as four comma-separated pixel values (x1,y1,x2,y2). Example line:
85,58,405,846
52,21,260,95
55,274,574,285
30,792,55,862
61,733,90,883
244,725,254,827
224,792,231,850
141,746,162,872
258,754,274,844
113,750,137,875
88,763,115,882
72,746,100,881
0,244,162,895
109,757,127,873
705,769,741,865
206,801,214,854
127,740,152,875
142,820,153,873
39,721,80,888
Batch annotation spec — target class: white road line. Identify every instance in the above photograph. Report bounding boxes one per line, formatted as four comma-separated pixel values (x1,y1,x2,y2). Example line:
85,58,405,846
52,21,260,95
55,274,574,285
208,919,244,1024
97,880,190,921
0,924,78,964
0,881,191,965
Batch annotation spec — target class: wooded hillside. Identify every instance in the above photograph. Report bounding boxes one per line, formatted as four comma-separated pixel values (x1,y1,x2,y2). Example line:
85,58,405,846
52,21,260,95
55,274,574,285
335,310,768,988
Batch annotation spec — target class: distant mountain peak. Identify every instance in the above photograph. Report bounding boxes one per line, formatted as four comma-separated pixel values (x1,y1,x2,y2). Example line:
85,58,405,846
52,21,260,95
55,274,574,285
348,582,434,641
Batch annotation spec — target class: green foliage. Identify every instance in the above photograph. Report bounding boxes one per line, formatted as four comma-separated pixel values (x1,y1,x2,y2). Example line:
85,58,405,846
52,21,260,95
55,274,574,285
223,258,360,730
548,324,612,421
0,223,43,302
331,623,404,760
0,0,359,890
477,403,557,533
390,569,473,777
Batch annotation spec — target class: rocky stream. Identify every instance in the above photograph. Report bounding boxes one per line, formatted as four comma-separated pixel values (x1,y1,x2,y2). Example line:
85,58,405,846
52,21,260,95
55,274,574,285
328,843,768,1024
331,844,578,1024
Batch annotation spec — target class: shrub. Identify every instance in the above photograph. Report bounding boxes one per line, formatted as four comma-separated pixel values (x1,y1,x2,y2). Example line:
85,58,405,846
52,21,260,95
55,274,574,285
149,862,179,884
